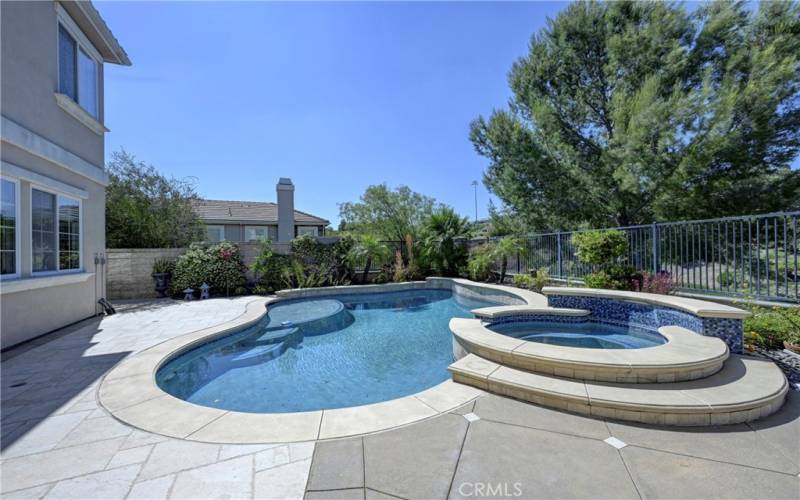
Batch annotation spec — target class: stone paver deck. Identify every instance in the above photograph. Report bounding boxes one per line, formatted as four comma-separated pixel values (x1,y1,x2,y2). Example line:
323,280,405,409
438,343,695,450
1,297,798,499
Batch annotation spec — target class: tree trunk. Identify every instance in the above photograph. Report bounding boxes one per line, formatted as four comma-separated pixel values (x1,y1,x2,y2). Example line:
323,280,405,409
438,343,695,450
362,257,372,284
500,256,508,283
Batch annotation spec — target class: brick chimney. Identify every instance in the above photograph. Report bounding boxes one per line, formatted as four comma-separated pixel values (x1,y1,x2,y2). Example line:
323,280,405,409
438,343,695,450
276,178,295,242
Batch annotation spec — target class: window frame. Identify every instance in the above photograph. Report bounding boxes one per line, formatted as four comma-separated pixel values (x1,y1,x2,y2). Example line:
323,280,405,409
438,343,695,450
205,225,225,243
297,226,319,237
244,225,269,242
0,176,21,280
29,184,83,276
55,4,101,119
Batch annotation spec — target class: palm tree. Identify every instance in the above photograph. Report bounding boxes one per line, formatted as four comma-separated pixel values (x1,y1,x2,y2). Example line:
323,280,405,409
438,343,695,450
422,207,471,276
492,236,526,283
348,234,391,284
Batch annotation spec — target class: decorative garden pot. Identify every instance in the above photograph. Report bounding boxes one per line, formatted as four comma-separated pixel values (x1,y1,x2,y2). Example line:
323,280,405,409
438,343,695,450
152,273,171,298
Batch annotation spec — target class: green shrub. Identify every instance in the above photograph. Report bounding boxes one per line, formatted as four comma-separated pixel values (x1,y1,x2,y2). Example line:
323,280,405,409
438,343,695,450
491,237,526,283
392,250,411,282
573,230,637,290
152,258,175,275
348,234,391,284
172,242,247,296
743,303,800,350
421,207,470,276
583,271,611,289
399,235,424,281
512,274,535,289
251,239,295,293
467,245,494,281
717,270,735,288
281,260,328,289
292,235,353,287
572,230,628,266
531,267,550,291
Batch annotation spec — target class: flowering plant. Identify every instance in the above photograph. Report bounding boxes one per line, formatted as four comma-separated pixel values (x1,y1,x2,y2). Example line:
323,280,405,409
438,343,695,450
633,272,676,295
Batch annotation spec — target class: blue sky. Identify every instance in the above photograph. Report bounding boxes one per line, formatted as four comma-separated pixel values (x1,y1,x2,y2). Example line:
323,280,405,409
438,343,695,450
97,1,566,225
97,1,797,227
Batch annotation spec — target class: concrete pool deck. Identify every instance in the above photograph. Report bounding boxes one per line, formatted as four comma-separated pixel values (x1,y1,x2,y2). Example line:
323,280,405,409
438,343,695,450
1,297,798,499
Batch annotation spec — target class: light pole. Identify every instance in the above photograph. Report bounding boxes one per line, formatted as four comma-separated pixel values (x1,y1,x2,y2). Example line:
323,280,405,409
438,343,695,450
471,180,478,222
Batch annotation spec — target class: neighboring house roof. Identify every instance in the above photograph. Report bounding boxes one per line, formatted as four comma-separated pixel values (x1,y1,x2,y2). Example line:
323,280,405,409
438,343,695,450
192,199,330,225
59,1,131,65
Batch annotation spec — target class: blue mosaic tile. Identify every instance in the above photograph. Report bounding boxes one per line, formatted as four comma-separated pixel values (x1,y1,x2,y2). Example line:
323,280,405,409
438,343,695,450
546,294,743,353
484,313,588,325
703,317,743,354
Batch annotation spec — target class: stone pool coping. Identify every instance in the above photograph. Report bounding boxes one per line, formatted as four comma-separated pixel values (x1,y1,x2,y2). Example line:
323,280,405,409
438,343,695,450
98,278,539,444
541,287,751,319
471,305,591,319
450,318,730,383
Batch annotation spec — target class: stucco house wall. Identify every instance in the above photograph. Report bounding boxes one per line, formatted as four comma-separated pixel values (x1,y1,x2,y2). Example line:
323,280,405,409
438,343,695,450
0,1,129,349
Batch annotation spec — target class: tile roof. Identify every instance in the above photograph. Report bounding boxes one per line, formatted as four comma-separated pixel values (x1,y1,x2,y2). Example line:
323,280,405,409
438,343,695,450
191,199,329,225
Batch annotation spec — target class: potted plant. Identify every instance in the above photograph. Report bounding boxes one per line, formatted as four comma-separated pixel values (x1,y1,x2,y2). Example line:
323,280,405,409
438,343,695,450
152,258,175,298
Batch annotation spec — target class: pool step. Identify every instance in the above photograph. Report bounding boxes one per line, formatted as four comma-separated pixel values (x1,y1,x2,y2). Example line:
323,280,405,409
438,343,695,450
231,341,287,365
450,318,729,383
255,326,299,344
449,353,788,426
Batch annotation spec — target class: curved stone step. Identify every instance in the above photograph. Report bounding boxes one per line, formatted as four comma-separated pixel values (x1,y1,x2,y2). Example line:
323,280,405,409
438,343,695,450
451,318,729,383
231,342,285,364
471,306,591,319
449,354,788,426
255,326,300,344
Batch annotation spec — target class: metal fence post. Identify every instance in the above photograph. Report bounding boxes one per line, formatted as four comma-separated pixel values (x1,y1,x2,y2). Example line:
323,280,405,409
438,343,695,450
556,232,563,279
651,223,660,275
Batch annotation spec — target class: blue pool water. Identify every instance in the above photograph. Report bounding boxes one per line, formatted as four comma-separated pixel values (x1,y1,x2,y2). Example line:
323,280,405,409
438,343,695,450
156,289,498,413
488,321,666,349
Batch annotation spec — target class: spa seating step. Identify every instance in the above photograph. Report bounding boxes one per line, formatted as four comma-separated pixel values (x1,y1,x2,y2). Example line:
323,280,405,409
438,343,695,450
450,318,729,383
448,353,788,426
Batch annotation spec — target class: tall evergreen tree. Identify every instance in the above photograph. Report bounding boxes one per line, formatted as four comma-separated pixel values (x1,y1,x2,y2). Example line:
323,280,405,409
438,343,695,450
471,0,800,229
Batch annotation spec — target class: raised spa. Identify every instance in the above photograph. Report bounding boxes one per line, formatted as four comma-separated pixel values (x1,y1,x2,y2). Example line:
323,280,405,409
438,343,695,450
487,320,667,349
156,289,499,413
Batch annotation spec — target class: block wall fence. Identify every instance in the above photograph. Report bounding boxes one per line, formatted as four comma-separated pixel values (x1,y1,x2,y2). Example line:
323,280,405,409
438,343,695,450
105,242,291,300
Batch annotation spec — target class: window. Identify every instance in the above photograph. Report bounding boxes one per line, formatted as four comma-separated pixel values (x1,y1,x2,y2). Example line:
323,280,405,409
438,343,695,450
244,226,268,242
32,188,81,273
297,226,318,237
58,22,98,118
206,225,224,242
32,190,56,272
77,49,98,117
59,196,80,270
1,179,18,276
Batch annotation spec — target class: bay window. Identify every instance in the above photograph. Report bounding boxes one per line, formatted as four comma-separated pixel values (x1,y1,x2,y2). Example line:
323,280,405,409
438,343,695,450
32,188,81,273
1,178,18,276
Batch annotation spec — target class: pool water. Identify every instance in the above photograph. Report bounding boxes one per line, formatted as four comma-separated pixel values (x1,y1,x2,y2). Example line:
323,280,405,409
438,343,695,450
488,321,666,349
156,289,498,413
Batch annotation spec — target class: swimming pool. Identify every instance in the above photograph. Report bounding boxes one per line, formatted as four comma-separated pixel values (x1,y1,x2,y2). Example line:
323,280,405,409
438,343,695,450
156,289,499,413
487,320,666,349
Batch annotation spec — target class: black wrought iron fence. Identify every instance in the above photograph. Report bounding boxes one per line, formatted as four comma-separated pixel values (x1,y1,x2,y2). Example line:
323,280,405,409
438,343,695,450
347,212,798,301
494,212,799,302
